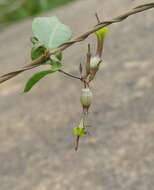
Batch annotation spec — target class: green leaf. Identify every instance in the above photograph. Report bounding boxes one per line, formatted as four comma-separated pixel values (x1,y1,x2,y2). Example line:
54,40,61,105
95,27,109,40
31,43,46,60
32,16,72,49
24,60,62,92
24,70,55,92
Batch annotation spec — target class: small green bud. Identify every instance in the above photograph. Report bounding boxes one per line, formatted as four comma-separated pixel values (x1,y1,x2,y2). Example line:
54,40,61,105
73,127,86,137
80,88,93,110
73,118,86,137
73,118,87,151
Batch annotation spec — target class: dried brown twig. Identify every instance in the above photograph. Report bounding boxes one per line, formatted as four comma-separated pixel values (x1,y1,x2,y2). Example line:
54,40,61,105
0,3,154,84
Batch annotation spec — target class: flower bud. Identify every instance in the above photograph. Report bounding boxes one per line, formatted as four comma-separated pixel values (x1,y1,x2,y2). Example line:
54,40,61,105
90,57,101,69
80,88,93,111
87,56,102,82
95,27,109,58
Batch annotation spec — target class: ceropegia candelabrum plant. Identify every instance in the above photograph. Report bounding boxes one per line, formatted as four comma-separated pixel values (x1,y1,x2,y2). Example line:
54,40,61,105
0,3,153,150
23,16,108,151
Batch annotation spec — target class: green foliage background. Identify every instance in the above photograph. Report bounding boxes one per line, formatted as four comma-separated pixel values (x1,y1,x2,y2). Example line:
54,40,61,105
0,0,76,27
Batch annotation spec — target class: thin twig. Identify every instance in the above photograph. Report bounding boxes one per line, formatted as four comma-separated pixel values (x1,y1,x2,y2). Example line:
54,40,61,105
95,12,101,24
58,69,81,80
0,3,154,84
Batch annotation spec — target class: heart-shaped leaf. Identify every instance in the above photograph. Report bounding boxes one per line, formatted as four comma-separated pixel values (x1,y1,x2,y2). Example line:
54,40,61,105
32,16,72,49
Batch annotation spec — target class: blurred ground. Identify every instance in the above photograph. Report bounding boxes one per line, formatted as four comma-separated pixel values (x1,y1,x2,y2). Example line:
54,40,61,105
0,0,154,190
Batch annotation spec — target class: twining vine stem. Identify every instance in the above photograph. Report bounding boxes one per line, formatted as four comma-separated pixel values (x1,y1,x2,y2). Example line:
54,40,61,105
0,3,154,84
